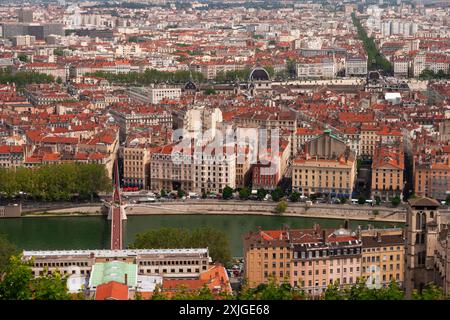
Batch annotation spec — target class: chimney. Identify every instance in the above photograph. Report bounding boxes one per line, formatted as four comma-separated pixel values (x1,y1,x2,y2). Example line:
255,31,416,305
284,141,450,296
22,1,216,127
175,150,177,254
125,273,128,285
322,230,326,242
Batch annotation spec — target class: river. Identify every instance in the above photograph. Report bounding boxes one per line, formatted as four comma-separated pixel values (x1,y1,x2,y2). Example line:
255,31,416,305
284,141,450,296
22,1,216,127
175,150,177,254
0,215,401,257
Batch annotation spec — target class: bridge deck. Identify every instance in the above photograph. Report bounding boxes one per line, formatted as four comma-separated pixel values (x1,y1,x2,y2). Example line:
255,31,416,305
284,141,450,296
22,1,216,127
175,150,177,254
110,206,122,250
110,159,123,250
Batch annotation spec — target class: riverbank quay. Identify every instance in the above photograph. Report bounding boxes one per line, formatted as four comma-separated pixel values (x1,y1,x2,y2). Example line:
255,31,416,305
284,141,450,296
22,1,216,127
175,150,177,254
124,200,407,223
15,199,450,223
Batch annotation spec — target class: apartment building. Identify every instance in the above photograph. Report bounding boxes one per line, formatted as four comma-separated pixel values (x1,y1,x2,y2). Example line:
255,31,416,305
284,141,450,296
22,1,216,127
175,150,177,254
371,143,405,201
149,142,194,192
109,104,173,139
345,56,368,76
11,35,35,46
115,44,142,58
413,53,450,77
192,145,237,194
0,145,25,168
128,86,181,104
235,145,252,189
243,228,292,287
296,58,336,79
360,125,403,159
252,138,290,190
292,131,356,197
291,228,362,296
244,225,362,296
24,62,68,82
414,151,450,201
393,57,409,78
123,145,153,189
361,229,405,289
360,125,378,159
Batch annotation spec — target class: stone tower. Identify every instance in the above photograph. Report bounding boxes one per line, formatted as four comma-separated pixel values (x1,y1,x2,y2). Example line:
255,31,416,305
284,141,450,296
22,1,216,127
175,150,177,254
405,197,441,298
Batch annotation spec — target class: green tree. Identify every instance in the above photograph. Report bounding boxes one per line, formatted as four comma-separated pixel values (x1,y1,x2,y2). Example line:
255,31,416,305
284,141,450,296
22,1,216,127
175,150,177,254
239,187,251,200
0,69,54,87
257,188,267,201
18,54,28,62
0,234,18,273
323,279,404,300
53,48,64,56
204,88,216,95
275,201,287,214
189,226,232,266
323,281,347,300
150,284,167,300
289,191,300,202
271,187,284,202
351,13,392,73
0,255,33,300
375,196,381,205
195,285,215,300
358,196,366,205
32,271,70,300
222,186,233,200
239,277,303,300
378,281,404,300
177,188,185,199
412,283,446,300
391,196,401,207
445,194,450,205
131,227,191,249
128,36,139,43
339,197,347,204
131,227,232,265
419,69,435,80
0,163,111,201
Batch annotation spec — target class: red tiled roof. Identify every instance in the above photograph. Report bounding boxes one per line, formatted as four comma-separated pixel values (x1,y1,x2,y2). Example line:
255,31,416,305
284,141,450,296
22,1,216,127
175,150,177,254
95,281,129,300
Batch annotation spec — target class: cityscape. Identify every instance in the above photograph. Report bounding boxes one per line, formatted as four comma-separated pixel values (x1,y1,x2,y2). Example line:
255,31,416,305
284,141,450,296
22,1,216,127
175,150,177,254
0,0,449,304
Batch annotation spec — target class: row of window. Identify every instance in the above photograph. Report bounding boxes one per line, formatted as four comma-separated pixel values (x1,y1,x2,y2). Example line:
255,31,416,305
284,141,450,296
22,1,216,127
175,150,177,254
34,261,88,268
362,254,401,263
362,264,401,272
363,246,401,252
139,267,202,274
291,266,360,277
138,260,204,266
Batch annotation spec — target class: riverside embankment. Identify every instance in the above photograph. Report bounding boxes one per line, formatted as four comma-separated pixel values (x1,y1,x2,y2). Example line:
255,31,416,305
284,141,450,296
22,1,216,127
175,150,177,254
123,200,406,223
21,200,406,223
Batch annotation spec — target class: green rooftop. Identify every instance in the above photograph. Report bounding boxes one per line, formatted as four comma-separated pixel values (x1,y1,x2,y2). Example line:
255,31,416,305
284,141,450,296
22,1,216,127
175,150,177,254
89,261,137,288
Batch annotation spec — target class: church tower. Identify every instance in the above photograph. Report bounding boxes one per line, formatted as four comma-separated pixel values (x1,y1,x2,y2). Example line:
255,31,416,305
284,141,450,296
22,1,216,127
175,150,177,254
405,197,441,298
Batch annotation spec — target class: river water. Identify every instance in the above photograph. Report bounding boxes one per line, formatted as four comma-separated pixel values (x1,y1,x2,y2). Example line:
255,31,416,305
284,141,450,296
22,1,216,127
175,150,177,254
0,215,401,257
